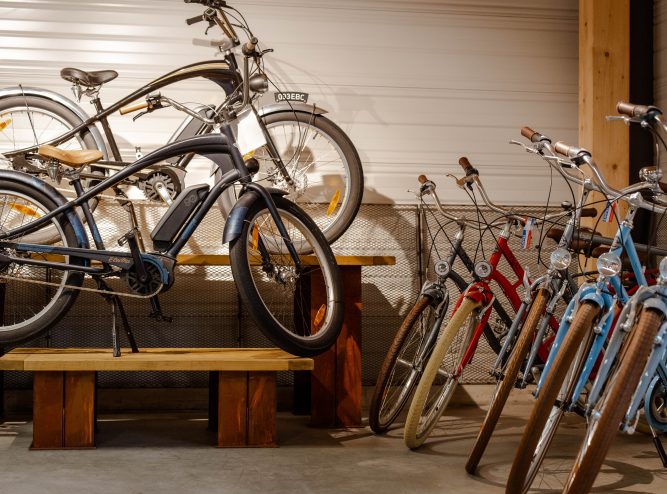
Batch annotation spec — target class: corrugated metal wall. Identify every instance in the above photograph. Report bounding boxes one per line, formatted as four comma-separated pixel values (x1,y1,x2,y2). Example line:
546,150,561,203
0,0,578,204
0,1,581,391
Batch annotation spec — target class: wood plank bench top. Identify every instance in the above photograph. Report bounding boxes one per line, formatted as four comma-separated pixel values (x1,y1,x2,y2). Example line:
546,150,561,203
0,348,314,372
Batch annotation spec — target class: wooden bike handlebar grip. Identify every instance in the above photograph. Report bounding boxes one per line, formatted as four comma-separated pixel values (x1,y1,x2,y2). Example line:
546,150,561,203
459,157,473,172
580,207,597,218
418,175,428,184
120,101,149,115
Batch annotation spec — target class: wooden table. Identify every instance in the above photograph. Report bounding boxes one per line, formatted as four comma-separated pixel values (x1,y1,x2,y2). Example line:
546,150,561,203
0,348,312,449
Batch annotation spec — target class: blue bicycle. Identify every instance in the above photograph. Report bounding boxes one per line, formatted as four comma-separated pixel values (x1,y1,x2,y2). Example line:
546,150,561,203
506,102,667,494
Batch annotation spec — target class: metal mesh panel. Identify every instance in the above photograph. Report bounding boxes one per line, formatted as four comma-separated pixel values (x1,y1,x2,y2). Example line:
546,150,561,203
8,200,660,391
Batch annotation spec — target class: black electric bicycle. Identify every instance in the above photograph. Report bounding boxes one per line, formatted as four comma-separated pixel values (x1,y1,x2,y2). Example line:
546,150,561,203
0,0,363,245
0,105,344,357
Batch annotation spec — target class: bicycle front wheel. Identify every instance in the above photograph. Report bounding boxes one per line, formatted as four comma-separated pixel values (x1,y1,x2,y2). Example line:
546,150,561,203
466,288,550,474
369,271,468,434
229,195,343,357
403,296,481,449
256,111,364,245
563,308,664,494
506,300,599,494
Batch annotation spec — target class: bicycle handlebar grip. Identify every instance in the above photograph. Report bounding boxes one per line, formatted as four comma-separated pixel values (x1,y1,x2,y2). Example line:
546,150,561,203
580,207,597,218
242,37,258,55
617,101,651,117
459,157,473,172
186,15,204,25
119,101,149,115
554,141,573,157
418,174,429,184
521,126,544,143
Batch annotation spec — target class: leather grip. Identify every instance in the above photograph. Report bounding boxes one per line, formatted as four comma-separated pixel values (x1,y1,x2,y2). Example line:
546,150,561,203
418,174,428,184
119,101,148,115
459,157,473,172
554,141,573,157
521,126,544,143
617,101,650,117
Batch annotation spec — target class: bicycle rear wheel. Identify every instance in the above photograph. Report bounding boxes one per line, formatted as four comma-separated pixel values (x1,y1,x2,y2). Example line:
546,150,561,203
369,271,468,434
403,296,481,449
256,111,363,245
229,195,343,357
563,308,664,494
0,181,85,344
506,300,599,494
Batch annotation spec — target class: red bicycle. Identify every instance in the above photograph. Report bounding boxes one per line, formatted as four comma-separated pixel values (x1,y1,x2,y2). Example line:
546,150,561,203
403,157,567,448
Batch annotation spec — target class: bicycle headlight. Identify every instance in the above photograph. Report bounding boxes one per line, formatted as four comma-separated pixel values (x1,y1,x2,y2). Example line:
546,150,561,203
596,252,622,277
550,248,572,271
434,260,451,277
474,260,493,279
659,257,667,282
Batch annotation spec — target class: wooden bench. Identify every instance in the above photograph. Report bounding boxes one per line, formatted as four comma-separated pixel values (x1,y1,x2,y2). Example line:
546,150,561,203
0,348,312,449
0,254,396,429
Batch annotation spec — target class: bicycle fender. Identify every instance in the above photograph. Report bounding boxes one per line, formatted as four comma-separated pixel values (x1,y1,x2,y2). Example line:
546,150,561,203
0,86,108,159
222,187,288,244
643,290,667,314
0,170,90,250
257,102,328,118
579,284,610,308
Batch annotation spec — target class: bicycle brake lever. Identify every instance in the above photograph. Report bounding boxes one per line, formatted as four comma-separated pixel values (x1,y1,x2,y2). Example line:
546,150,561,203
446,173,469,189
132,110,148,122
606,115,631,125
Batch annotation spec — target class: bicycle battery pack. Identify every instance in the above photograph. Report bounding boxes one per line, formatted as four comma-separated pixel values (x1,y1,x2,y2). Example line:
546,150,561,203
151,183,209,251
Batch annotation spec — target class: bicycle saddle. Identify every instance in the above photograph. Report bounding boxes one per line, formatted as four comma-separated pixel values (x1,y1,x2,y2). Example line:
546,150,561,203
38,145,103,168
60,68,118,87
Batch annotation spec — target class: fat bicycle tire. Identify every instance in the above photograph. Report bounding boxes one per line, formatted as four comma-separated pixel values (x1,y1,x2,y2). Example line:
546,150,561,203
465,288,549,474
562,308,664,494
403,296,481,449
506,300,599,494
229,195,343,357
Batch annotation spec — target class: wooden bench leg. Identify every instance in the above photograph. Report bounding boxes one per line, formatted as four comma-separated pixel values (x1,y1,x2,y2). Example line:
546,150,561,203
310,265,363,428
32,371,95,450
217,371,276,448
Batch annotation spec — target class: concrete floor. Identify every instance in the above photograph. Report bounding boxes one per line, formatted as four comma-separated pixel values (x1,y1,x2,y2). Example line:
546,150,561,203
0,389,665,494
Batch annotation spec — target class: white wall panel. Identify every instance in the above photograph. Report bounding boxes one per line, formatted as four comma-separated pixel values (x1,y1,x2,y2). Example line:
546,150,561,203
0,0,578,204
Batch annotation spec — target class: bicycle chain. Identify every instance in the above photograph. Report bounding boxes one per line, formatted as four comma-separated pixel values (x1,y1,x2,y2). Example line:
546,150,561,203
0,273,163,299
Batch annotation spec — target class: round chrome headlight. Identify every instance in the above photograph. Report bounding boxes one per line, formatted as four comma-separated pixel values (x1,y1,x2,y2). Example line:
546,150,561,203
434,260,451,277
596,252,622,277
550,248,572,271
474,260,493,279
659,257,667,281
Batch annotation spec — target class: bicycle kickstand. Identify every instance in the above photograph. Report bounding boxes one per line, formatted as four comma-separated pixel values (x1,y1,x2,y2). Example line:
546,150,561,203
650,424,667,468
95,279,140,357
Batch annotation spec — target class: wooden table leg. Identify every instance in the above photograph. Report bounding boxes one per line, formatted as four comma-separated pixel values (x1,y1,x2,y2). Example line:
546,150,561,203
217,371,277,448
32,371,95,450
310,265,362,427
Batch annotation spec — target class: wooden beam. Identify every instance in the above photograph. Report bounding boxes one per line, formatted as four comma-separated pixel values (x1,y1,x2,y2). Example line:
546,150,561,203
579,0,630,235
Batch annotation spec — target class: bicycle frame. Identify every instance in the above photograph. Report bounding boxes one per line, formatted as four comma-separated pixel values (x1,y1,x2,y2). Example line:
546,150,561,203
537,203,667,408
0,129,301,279
449,220,558,377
